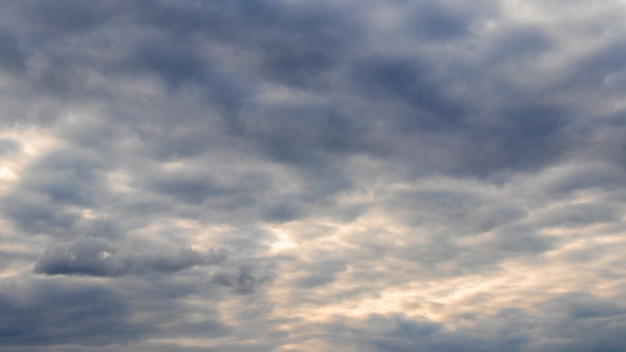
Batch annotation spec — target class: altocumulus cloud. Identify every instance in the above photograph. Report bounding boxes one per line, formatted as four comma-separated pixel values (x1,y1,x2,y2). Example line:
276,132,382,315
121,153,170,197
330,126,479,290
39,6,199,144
0,0,626,351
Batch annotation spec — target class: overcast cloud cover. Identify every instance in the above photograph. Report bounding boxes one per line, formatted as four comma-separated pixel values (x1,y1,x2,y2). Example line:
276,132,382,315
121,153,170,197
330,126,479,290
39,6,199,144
0,0,626,351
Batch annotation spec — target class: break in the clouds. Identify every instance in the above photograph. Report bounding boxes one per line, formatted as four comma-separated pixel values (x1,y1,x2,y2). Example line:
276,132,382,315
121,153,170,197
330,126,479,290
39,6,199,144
0,0,625,351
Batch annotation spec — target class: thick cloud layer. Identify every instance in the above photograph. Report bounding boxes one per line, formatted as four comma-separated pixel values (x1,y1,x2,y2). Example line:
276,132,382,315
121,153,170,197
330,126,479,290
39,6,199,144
0,0,625,351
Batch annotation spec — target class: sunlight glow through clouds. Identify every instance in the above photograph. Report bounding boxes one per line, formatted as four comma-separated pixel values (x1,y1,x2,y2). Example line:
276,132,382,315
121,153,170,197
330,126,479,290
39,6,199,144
1,1,626,351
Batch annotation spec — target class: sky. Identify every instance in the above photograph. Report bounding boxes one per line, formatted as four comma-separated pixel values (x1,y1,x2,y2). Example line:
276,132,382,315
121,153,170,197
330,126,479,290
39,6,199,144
0,0,625,351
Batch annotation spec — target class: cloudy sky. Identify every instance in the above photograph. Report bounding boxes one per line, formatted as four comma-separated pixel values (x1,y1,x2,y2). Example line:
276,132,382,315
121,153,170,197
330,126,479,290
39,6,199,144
0,0,625,351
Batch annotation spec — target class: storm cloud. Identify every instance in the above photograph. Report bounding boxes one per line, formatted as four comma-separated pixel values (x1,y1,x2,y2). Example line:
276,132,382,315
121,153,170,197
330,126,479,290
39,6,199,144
0,0,625,350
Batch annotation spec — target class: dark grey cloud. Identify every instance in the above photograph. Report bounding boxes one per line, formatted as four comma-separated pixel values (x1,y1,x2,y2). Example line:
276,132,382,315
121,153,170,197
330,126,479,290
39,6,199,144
0,0,582,175
3,192,81,237
0,279,148,346
1,148,110,237
352,56,465,129
22,150,104,207
34,238,226,277
484,25,554,64
410,2,481,40
211,264,273,294
0,31,27,74
146,171,239,205
0,0,625,351
19,0,125,35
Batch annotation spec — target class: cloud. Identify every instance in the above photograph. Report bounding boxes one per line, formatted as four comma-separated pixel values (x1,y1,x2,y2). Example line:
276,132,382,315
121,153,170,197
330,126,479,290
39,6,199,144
33,238,227,277
0,279,148,346
0,137,20,156
279,298,626,352
0,0,625,350
211,264,273,294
